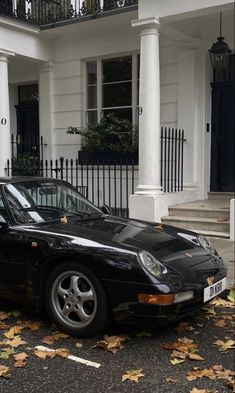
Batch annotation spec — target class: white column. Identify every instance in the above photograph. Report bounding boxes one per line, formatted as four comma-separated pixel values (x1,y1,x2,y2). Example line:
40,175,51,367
133,17,162,194
39,62,54,160
129,18,163,223
0,51,14,177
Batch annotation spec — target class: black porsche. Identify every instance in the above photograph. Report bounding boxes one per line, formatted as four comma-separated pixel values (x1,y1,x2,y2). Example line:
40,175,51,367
0,177,227,336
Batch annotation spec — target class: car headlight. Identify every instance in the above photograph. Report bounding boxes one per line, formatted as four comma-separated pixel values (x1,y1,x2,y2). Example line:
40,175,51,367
138,250,166,277
198,235,217,255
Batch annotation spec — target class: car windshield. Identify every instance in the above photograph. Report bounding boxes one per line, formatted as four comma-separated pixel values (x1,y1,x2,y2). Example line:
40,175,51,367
5,179,102,224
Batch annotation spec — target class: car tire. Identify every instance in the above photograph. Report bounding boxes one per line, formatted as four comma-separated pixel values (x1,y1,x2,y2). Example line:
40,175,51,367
45,262,110,337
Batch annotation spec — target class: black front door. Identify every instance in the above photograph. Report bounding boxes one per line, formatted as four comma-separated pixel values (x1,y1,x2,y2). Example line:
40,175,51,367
210,81,235,192
15,102,39,158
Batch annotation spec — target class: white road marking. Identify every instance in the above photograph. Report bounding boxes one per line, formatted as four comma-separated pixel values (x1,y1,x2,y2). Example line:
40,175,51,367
35,345,101,368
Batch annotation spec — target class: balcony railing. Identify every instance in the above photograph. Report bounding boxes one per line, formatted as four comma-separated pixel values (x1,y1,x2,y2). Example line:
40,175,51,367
0,0,138,26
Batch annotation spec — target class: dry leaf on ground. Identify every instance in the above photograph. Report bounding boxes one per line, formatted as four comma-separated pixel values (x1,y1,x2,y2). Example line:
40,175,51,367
0,312,10,321
213,339,235,352
0,365,11,378
21,321,44,331
186,365,235,381
4,325,24,338
0,347,16,360
175,322,195,333
94,335,128,353
122,369,144,383
13,353,28,368
165,377,180,383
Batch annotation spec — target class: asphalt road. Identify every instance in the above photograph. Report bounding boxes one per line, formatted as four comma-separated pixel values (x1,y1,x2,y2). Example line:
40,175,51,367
0,296,234,393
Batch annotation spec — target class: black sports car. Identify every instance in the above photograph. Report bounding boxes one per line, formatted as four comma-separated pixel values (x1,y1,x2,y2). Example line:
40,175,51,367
0,177,227,336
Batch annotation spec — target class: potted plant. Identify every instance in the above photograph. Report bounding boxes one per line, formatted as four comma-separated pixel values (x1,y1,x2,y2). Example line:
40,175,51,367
67,114,138,165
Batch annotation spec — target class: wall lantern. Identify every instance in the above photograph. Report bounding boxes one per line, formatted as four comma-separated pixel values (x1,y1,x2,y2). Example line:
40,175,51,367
208,12,231,70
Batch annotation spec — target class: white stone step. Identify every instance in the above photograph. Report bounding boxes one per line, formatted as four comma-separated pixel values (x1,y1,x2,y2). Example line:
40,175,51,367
208,192,235,201
168,206,229,219
189,229,230,239
161,215,229,233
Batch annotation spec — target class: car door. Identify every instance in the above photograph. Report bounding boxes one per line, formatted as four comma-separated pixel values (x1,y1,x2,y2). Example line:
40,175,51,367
0,186,28,299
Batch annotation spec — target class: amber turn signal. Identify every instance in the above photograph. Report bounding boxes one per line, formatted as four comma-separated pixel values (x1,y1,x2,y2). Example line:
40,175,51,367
138,293,175,305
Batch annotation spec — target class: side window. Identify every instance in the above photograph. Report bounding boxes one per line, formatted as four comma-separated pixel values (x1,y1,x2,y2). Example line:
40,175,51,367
5,191,28,224
0,190,7,220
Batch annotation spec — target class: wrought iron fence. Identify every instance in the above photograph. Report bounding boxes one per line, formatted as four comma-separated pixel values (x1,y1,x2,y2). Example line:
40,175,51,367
0,0,138,26
160,127,186,193
6,127,185,217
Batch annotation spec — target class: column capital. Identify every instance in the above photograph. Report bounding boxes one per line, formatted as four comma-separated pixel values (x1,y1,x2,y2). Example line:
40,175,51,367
132,17,160,30
0,49,15,61
39,62,54,73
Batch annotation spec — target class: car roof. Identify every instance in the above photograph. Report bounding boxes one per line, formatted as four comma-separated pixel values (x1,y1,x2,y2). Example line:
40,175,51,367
0,176,56,184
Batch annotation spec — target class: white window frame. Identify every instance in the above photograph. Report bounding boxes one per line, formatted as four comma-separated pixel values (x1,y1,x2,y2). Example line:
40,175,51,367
85,53,139,126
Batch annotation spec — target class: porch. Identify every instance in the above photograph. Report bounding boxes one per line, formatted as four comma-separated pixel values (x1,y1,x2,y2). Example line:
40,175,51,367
161,193,235,240
0,0,138,27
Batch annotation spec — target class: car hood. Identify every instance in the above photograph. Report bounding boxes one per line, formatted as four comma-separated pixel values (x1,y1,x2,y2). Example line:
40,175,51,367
24,215,213,269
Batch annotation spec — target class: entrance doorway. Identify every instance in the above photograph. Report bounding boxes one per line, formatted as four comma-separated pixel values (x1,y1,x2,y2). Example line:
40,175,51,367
210,58,235,192
15,84,39,159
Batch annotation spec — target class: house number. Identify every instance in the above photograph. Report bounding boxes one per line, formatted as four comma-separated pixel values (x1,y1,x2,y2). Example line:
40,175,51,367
1,118,7,125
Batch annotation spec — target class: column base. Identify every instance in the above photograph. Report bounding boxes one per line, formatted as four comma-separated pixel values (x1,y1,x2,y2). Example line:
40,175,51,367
129,194,167,223
135,184,163,195
129,189,200,223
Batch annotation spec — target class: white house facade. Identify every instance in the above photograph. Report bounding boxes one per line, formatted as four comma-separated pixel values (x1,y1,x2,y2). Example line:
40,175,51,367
0,0,234,237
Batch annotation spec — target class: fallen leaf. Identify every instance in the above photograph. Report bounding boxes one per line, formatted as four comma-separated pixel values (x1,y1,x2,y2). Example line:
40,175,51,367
0,347,16,360
22,321,43,331
211,297,235,308
186,365,235,381
175,322,195,333
122,369,144,383
41,331,69,345
13,352,28,361
213,339,235,352
94,335,128,353
207,277,215,285
165,377,179,383
75,342,83,348
54,348,70,358
0,311,10,321
0,365,11,378
10,310,21,318
41,336,54,345
190,389,213,393
52,332,70,341
0,322,11,330
170,358,185,365
4,325,24,338
226,379,235,392
203,307,217,317
34,349,56,359
214,319,226,327
228,288,235,303
188,353,204,361
3,337,27,347
60,216,68,224
14,360,27,368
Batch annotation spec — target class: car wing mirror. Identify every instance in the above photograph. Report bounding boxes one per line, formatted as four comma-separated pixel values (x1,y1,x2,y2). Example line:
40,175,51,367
101,204,112,216
0,214,9,231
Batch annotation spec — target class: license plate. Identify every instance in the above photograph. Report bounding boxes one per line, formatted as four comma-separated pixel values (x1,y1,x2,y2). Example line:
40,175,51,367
203,277,226,302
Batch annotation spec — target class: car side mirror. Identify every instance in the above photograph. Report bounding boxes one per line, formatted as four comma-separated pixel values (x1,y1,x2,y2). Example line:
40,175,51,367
0,214,9,231
101,204,112,216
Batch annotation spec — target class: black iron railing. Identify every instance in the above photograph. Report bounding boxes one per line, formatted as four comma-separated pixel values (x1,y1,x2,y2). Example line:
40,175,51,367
6,127,185,217
160,127,186,193
6,156,138,217
11,133,46,161
0,0,138,26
